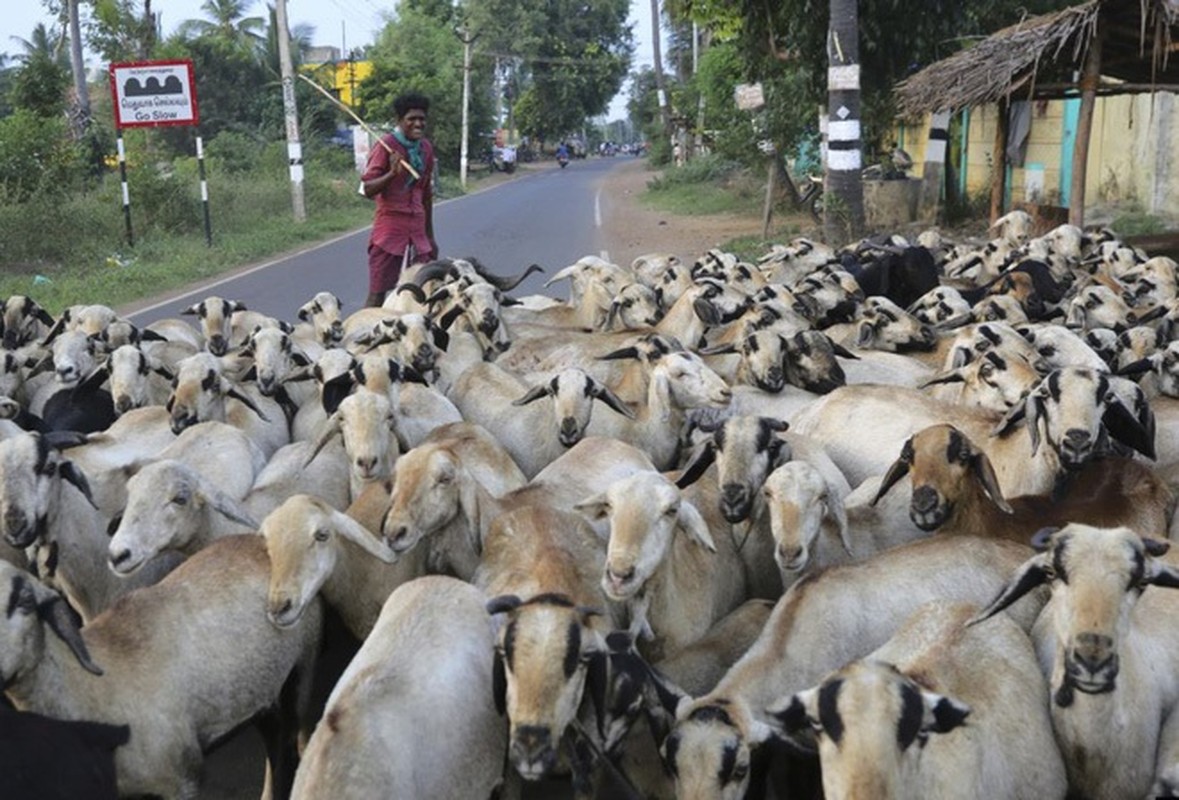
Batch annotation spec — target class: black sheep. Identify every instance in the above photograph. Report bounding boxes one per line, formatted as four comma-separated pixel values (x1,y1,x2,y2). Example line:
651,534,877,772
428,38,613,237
0,705,129,800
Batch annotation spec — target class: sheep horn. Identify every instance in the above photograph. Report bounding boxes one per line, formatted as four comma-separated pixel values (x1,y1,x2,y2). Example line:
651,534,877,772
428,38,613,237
544,264,582,288
478,263,544,292
598,345,640,361
396,283,428,303
411,261,460,287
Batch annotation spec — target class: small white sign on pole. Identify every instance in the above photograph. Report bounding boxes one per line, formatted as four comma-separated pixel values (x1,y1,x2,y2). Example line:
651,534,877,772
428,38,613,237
109,60,199,128
734,83,765,112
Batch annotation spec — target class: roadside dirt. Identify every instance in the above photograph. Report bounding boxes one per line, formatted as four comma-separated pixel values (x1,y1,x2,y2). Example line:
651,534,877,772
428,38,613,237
596,156,786,267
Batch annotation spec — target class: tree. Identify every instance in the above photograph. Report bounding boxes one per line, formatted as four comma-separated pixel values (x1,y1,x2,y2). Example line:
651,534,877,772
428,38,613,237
825,0,864,241
650,0,670,137
86,0,159,62
177,0,265,51
66,0,90,136
9,24,71,118
356,4,495,170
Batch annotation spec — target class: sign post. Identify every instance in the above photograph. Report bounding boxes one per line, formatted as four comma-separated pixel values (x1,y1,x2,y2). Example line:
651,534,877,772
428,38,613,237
109,60,207,245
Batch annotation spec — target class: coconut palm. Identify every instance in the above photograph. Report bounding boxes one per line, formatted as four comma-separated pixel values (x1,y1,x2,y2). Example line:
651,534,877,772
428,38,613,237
177,0,265,49
10,23,69,66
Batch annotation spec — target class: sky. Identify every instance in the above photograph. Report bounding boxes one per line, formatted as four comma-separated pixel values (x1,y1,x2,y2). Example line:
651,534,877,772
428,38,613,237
2,0,657,120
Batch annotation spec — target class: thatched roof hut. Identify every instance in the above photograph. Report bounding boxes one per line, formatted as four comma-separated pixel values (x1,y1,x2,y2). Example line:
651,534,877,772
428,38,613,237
894,0,1179,224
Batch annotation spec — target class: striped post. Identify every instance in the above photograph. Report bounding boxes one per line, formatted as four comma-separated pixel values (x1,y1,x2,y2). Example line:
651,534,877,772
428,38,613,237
825,0,865,242
116,126,133,246
196,135,212,247
919,109,952,223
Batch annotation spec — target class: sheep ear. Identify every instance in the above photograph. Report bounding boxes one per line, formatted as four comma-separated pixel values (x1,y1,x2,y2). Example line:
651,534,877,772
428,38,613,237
677,500,716,552
765,689,819,747
829,339,859,359
971,452,1013,513
698,342,738,356
872,447,911,506
330,507,397,563
967,553,1053,626
201,488,259,530
305,414,341,467
491,649,508,716
855,320,877,349
437,305,464,331
692,297,721,325
675,441,715,489
39,596,103,675
572,492,611,528
919,369,966,388
321,374,354,415
1102,394,1156,460
586,646,610,739
59,461,97,509
597,345,640,361
512,384,551,406
651,370,673,423
226,388,269,422
590,380,637,419
919,692,971,739
1117,357,1156,378
825,487,852,555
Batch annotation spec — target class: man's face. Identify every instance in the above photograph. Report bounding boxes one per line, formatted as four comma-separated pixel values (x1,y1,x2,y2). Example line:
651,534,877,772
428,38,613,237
401,109,427,141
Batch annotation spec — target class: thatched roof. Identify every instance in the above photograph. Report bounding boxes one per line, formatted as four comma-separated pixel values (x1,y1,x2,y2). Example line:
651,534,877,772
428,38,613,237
896,0,1179,117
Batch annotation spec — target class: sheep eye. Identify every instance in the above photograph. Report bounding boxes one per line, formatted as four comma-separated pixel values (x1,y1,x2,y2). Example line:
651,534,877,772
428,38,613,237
172,494,188,506
731,763,749,782
663,506,678,517
313,528,330,542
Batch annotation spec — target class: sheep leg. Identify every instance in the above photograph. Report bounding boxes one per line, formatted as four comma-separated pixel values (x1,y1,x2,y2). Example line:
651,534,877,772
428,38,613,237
255,667,305,800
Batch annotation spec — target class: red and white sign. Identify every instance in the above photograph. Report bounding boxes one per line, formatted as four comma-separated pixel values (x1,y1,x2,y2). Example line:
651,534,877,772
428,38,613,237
109,60,199,128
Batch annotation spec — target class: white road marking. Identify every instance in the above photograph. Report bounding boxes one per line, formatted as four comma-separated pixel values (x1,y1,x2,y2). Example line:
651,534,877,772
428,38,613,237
595,188,602,228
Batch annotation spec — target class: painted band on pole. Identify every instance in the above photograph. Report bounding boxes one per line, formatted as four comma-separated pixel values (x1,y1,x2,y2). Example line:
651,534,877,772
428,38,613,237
196,134,212,247
116,126,133,246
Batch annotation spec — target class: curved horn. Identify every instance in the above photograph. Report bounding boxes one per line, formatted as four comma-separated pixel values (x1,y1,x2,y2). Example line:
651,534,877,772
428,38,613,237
544,264,582,288
871,443,912,506
411,261,460,287
597,345,640,361
480,263,544,291
395,283,428,303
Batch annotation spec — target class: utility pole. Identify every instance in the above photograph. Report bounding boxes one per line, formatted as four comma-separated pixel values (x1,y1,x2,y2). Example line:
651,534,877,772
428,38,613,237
67,0,90,137
825,0,864,242
456,26,478,190
275,0,305,222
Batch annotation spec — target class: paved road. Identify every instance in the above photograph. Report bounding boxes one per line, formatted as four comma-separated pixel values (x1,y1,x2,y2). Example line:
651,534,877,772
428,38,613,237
128,157,627,326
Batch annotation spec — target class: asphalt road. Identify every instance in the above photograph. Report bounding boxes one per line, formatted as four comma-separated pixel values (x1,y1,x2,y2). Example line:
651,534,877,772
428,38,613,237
127,156,625,326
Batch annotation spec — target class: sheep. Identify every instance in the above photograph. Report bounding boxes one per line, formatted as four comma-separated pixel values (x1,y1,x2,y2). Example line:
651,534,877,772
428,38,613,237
166,351,289,460
106,342,184,415
237,324,314,403
294,291,345,347
906,285,973,327
382,435,647,581
1,294,56,349
263,490,426,639
827,296,937,354
766,600,1067,800
1015,322,1109,373
573,471,747,661
27,328,106,414
180,295,245,356
38,361,117,435
871,423,1174,541
0,705,129,800
580,349,731,470
657,535,1047,800
0,536,322,800
920,350,1041,413
445,358,636,478
788,367,1154,497
290,575,505,800
0,432,180,621
241,437,352,522
969,524,1179,799
107,421,269,575
305,387,402,501
350,353,463,447
762,459,865,580
347,312,448,379
477,504,617,796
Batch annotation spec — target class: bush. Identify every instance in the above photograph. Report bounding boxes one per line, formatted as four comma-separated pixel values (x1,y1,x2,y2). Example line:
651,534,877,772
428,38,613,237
647,154,742,191
205,130,265,174
0,111,83,201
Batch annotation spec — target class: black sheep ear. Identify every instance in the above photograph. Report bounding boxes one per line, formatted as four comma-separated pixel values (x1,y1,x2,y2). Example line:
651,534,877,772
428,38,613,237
492,649,507,716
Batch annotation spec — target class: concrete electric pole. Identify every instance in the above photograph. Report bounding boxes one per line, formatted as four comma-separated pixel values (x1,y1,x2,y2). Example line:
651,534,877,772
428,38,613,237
456,26,479,190
275,0,306,222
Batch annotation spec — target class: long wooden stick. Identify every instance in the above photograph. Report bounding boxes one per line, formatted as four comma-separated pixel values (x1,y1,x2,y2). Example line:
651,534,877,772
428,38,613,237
298,73,421,180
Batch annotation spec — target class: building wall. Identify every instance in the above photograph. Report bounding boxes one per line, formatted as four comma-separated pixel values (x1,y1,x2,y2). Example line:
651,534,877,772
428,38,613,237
953,92,1179,219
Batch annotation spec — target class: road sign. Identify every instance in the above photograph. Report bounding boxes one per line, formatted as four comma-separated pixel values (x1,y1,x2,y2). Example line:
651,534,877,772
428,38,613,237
109,60,199,128
734,83,765,112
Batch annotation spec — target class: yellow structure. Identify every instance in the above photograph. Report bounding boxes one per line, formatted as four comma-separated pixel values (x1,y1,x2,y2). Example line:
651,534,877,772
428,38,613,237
896,93,1179,220
301,60,373,108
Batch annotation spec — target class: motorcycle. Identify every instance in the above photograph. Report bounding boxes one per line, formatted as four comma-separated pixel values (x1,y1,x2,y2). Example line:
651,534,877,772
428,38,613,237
557,152,569,169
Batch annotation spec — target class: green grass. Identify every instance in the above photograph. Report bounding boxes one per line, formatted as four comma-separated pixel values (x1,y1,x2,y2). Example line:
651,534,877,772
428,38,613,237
0,142,492,314
642,155,763,217
1111,210,1169,237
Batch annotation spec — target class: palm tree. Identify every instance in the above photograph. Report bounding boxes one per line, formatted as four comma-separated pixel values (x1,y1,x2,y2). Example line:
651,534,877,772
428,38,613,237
10,23,68,66
260,4,313,75
177,0,265,49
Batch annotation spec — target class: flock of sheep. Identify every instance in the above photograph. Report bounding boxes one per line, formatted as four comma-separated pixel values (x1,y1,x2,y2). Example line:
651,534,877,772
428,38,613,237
3,205,1179,799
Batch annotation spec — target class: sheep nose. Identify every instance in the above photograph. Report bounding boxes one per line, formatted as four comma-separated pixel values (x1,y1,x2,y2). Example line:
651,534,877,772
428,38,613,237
559,418,580,445
257,375,276,396
777,544,803,568
2,508,34,547
2,331,17,349
114,394,135,413
511,725,556,776
911,486,939,514
110,549,132,568
208,336,228,355
56,367,76,382
720,484,750,522
920,325,936,345
355,456,378,475
1072,633,1117,675
385,525,409,550
1060,429,1092,464
608,565,636,584
329,322,344,341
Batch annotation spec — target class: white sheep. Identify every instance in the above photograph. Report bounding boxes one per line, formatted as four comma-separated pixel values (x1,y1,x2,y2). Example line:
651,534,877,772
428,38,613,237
0,536,322,800
291,575,506,799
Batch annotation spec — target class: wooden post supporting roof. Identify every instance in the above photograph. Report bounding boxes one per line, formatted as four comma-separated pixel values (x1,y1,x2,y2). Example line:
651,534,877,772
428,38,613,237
1070,34,1103,227
990,98,1009,223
